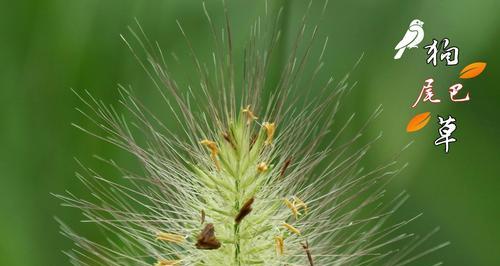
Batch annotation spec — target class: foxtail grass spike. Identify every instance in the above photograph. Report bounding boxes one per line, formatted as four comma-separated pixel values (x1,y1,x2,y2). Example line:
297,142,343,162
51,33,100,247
57,1,447,265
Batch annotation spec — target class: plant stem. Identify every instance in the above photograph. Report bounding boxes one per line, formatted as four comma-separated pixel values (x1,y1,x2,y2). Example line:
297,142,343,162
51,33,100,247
234,222,241,266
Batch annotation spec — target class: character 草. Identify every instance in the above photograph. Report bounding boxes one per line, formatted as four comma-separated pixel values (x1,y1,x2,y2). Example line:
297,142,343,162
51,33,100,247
434,115,457,153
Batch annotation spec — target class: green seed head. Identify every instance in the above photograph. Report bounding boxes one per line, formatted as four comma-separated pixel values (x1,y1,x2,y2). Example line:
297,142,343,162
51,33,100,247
57,2,447,265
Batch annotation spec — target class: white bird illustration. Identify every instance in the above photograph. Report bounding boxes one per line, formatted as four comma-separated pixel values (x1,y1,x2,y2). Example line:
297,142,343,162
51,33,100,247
394,19,424,59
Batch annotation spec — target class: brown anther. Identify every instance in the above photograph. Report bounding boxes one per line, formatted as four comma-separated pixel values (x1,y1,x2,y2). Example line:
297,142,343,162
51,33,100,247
274,235,284,255
280,157,292,178
249,133,258,150
242,105,258,124
257,162,268,173
235,197,254,224
222,131,236,149
196,223,221,250
301,240,314,266
262,122,276,145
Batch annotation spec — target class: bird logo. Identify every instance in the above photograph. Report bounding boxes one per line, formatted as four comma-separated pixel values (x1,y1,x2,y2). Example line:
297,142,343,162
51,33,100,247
394,19,424,60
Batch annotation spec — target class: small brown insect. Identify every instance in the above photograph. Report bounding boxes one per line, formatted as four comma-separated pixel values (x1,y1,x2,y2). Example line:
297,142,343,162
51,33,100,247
280,157,292,178
195,223,221,250
235,197,254,224
301,241,314,266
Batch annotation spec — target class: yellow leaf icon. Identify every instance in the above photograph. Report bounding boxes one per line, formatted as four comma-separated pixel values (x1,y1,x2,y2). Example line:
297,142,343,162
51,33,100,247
406,112,431,133
459,62,487,79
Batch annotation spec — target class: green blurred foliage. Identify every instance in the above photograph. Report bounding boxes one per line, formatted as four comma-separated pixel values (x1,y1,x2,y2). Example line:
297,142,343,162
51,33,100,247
0,0,498,265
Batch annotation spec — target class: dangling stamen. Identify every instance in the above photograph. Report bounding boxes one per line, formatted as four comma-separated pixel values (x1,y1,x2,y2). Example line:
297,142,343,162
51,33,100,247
200,139,220,170
282,222,301,235
242,105,258,124
200,139,218,157
262,122,276,145
284,198,299,219
156,232,185,243
257,162,268,173
155,259,180,266
274,235,284,255
293,196,308,214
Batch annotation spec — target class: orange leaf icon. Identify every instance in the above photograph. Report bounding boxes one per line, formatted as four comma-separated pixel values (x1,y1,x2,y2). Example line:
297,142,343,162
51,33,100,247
406,112,431,132
459,62,487,79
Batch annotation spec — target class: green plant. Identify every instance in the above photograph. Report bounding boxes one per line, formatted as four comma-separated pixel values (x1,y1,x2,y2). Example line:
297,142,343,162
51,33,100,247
56,3,446,265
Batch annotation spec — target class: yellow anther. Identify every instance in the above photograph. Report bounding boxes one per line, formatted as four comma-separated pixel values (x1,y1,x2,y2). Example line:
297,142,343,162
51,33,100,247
274,235,284,255
257,162,268,173
282,222,301,235
242,105,258,124
156,232,185,244
155,259,180,266
293,196,308,214
284,198,299,219
200,139,220,170
200,139,218,158
284,196,308,219
262,122,276,145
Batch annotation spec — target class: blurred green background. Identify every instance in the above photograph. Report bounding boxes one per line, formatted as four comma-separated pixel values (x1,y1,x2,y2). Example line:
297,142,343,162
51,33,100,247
0,0,498,265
